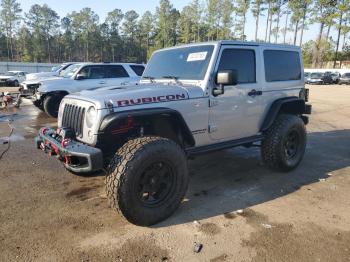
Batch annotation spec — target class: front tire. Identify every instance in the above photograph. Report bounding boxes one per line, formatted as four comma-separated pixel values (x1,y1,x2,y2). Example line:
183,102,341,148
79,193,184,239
261,114,307,171
33,100,44,111
43,94,64,118
106,136,189,226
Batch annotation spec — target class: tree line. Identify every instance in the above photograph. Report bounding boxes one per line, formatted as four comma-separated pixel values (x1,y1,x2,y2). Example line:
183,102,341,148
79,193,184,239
1,0,350,68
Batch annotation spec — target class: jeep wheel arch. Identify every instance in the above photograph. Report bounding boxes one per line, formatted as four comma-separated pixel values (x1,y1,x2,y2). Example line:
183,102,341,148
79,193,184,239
99,108,195,148
260,97,308,132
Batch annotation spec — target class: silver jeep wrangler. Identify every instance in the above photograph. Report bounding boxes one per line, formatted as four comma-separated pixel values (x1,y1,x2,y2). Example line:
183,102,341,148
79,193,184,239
36,41,311,226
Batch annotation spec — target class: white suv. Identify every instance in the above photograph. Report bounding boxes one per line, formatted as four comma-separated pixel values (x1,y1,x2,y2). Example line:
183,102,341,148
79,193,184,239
32,63,145,117
36,41,311,226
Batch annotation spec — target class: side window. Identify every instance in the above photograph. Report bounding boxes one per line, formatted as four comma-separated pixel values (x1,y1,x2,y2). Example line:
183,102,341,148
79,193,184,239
264,50,301,82
105,65,129,78
218,49,256,84
130,65,145,76
78,66,105,79
89,66,105,79
78,67,89,78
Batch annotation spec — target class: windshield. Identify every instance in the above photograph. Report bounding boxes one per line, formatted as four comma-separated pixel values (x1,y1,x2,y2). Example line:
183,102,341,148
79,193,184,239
311,73,323,78
60,64,81,78
5,71,16,76
51,65,63,72
143,45,214,80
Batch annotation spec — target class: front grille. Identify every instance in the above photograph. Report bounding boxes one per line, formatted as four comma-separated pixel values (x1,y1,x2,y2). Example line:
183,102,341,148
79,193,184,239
27,84,40,90
61,104,86,137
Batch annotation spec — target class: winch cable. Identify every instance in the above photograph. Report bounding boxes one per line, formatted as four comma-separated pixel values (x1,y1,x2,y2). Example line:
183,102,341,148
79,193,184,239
0,119,14,161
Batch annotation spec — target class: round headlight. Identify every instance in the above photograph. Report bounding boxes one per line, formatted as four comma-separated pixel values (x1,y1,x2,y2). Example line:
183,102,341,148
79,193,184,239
86,106,97,128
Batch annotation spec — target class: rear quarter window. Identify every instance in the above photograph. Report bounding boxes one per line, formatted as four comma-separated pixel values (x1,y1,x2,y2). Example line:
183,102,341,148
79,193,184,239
130,65,145,76
264,50,301,82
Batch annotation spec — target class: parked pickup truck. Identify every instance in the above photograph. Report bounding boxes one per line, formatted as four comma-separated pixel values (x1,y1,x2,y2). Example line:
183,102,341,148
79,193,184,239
25,62,77,81
36,41,311,226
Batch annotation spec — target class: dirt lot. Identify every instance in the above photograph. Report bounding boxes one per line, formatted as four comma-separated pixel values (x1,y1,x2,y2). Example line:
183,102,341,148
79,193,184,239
0,85,349,262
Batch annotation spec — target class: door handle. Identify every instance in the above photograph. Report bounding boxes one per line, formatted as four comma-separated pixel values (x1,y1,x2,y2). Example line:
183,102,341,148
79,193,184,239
248,89,262,97
99,81,106,84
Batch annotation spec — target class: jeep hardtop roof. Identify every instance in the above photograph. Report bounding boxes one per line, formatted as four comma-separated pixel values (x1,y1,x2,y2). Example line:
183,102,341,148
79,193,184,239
157,40,301,51
73,62,144,67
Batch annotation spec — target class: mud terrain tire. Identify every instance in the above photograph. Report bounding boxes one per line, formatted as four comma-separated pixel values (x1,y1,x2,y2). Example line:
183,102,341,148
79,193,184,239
106,136,188,226
261,114,306,171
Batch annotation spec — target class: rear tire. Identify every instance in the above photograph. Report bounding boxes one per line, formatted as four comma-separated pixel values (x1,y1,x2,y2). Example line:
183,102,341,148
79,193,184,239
43,94,64,118
261,114,307,171
106,136,188,226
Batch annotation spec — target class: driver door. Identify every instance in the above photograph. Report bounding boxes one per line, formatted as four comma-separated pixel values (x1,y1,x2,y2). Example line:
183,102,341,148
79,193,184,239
74,65,108,92
209,46,264,141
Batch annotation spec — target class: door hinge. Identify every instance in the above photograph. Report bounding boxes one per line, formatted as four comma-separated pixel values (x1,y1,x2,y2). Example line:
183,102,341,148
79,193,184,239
208,125,217,133
209,99,219,107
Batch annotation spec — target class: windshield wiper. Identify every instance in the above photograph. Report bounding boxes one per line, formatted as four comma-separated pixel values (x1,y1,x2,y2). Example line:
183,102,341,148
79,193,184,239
161,75,183,85
162,75,179,81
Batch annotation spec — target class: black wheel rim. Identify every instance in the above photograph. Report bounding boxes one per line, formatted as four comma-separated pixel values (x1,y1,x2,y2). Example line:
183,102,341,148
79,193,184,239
284,130,300,159
137,161,175,207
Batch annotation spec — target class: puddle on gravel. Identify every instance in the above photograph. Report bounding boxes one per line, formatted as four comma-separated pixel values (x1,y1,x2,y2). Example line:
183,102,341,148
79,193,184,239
0,133,25,142
0,102,57,141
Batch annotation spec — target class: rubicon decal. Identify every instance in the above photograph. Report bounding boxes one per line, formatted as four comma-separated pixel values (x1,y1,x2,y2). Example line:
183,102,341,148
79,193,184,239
116,93,188,107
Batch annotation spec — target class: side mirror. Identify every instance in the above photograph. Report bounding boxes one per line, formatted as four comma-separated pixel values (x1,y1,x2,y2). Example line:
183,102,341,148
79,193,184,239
216,70,237,86
76,74,86,80
213,70,237,96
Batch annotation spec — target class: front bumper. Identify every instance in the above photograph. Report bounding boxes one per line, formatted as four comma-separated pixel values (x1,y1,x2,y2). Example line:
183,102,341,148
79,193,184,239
19,84,34,96
339,79,350,84
307,80,323,84
0,79,13,86
35,127,103,173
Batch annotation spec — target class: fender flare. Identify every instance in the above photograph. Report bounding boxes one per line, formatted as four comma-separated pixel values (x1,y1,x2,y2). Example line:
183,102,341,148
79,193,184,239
99,107,195,147
260,97,310,132
41,90,69,100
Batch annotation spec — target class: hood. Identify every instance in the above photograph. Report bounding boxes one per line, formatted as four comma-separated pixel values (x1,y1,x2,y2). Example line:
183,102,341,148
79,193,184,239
0,75,13,80
23,76,62,86
65,82,205,109
37,77,71,92
26,72,56,81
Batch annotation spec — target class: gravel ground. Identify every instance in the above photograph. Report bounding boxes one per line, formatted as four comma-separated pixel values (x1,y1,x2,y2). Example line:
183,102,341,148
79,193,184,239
0,85,349,262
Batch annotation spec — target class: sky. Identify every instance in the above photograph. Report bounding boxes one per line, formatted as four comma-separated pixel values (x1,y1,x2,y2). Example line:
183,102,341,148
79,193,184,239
18,0,340,47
